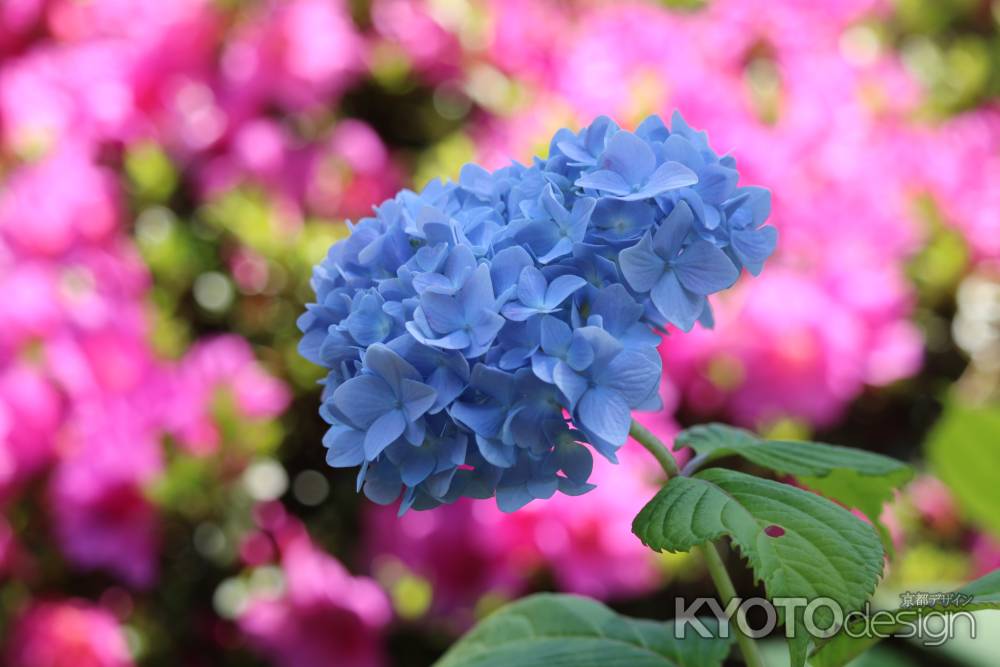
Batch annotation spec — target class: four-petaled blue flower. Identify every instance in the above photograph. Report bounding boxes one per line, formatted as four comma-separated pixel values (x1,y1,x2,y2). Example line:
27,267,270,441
301,112,776,512
576,130,698,201
619,201,739,331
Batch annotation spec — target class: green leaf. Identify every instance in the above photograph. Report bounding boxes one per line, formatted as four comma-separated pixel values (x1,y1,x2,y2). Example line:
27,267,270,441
926,402,1000,539
809,569,1000,667
633,468,885,667
677,424,913,549
433,593,733,667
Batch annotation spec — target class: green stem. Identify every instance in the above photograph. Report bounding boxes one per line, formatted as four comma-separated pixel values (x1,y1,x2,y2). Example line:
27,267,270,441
629,419,680,478
701,542,767,667
628,419,765,667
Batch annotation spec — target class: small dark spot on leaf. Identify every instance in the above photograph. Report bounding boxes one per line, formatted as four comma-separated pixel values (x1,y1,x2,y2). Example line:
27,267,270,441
765,525,785,538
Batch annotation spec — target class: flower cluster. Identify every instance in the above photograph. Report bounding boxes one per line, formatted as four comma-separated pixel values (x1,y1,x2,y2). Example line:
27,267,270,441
301,113,775,512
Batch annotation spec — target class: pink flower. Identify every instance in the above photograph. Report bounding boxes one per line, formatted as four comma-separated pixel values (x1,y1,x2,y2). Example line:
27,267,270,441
0,145,120,258
167,335,290,454
48,396,164,588
908,475,960,535
972,534,1000,578
3,599,134,667
365,415,675,613
501,437,668,600
219,0,365,115
0,362,62,497
365,499,534,623
306,120,403,220
370,0,462,83
240,532,391,667
661,269,920,428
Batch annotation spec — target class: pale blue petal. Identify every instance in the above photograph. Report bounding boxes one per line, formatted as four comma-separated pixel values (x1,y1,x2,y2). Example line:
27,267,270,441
731,226,778,276
650,271,703,332
553,362,588,409
332,375,394,427
540,315,572,355
600,131,656,185
565,336,594,371
544,275,587,308
450,402,505,437
476,435,517,468
600,349,662,407
364,409,407,458
577,387,631,448
622,161,698,200
364,344,420,392
516,266,547,307
323,427,366,467
574,170,631,196
536,237,574,264
619,232,665,293
419,293,466,334
674,241,739,294
490,246,534,297
652,200,695,256
400,378,437,420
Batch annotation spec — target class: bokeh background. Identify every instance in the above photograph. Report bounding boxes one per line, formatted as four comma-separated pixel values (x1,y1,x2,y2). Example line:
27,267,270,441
1,0,999,665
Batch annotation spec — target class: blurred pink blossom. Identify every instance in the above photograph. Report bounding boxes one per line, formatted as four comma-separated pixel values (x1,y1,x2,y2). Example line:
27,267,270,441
240,531,391,667
48,396,165,588
370,0,462,83
0,146,120,257
167,335,290,454
3,599,134,667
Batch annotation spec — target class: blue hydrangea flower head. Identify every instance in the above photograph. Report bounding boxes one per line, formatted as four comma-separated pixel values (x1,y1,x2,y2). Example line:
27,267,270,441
300,113,776,513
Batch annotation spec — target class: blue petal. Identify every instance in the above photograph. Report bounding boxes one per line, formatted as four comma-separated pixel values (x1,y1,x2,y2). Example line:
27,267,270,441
696,163,738,203
419,293,466,334
540,315,572,354
577,386,631,448
323,426,366,467
527,476,558,500
544,275,587,308
652,200,695,256
398,447,436,486
619,232,665,293
516,266,547,307
426,366,468,411
490,246,534,297
623,161,698,200
332,375,394,427
600,349,662,407
565,335,595,371
731,226,778,276
364,409,407,459
400,378,437,420
450,402,506,438
476,435,517,468
536,237,574,264
501,302,542,322
362,464,402,505
650,271,703,332
673,241,739,294
599,131,656,185
364,343,421,392
557,441,594,484
496,483,534,512
553,363,588,409
575,169,631,196
660,134,703,168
